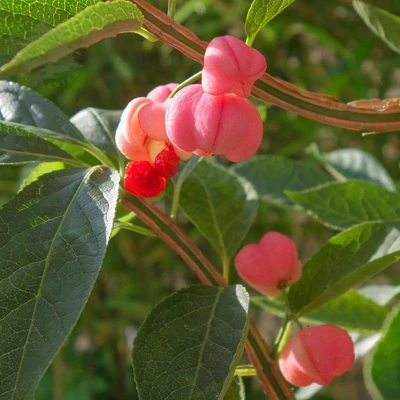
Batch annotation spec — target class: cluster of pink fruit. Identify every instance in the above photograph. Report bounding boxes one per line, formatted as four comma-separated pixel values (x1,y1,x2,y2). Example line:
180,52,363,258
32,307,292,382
116,35,355,388
116,35,266,197
235,232,355,387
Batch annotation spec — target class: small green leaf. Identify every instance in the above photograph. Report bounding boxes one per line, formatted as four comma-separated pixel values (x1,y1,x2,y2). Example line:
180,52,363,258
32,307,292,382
287,181,400,230
133,284,250,400
70,107,122,157
231,155,331,207
353,1,400,55
0,81,86,144
224,376,245,400
0,1,143,77
0,0,100,62
365,305,400,400
178,159,258,260
252,291,389,333
245,0,296,44
324,148,395,190
0,167,119,399
0,121,81,165
288,221,400,316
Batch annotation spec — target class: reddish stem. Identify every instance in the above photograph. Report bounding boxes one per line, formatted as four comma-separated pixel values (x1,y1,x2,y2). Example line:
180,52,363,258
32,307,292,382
121,194,294,399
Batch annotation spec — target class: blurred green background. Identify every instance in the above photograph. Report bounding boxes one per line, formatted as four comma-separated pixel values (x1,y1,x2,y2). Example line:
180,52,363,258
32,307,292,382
2,0,400,399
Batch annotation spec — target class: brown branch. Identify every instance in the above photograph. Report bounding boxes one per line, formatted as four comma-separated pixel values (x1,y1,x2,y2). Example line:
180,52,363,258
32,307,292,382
131,0,400,133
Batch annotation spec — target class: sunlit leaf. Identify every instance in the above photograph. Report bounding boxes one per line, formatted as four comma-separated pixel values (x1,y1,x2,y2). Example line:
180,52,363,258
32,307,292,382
0,1,143,76
245,0,296,44
0,0,100,62
252,290,389,333
288,221,400,316
20,162,65,190
365,305,400,400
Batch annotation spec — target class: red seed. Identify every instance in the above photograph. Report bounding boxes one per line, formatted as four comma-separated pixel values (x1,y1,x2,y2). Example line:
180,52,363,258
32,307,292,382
154,143,180,179
124,161,166,198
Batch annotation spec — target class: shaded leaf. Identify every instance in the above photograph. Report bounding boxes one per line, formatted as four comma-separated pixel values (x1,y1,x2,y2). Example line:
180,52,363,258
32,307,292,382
353,0,400,55
288,221,400,316
0,121,81,165
252,290,389,333
231,155,331,207
324,148,395,190
365,305,400,400
245,0,296,44
0,1,143,76
0,167,119,399
224,376,245,400
71,107,122,156
287,180,400,230
0,81,85,143
133,284,250,400
178,159,258,260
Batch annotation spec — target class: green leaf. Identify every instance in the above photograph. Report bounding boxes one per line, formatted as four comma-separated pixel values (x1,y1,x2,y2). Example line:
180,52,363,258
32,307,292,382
224,376,245,400
20,162,65,190
0,1,143,77
287,181,400,230
133,284,250,400
70,107,122,157
245,0,296,44
324,148,395,191
178,159,258,260
288,221,400,316
0,0,100,62
0,167,119,399
231,155,331,208
0,121,81,166
252,291,389,333
353,1,400,55
0,81,86,144
365,305,400,400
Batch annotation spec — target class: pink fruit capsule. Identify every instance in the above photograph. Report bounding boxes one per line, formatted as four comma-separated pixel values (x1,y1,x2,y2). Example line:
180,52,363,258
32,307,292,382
234,232,301,296
116,85,191,177
166,84,263,162
202,35,267,97
115,97,169,162
278,324,355,387
147,83,178,103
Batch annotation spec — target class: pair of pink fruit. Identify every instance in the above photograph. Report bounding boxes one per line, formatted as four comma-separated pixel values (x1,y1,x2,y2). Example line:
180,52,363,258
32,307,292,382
236,232,355,387
116,35,266,197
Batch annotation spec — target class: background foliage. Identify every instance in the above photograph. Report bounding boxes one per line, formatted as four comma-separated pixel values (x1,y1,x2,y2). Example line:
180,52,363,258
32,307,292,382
1,0,400,399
